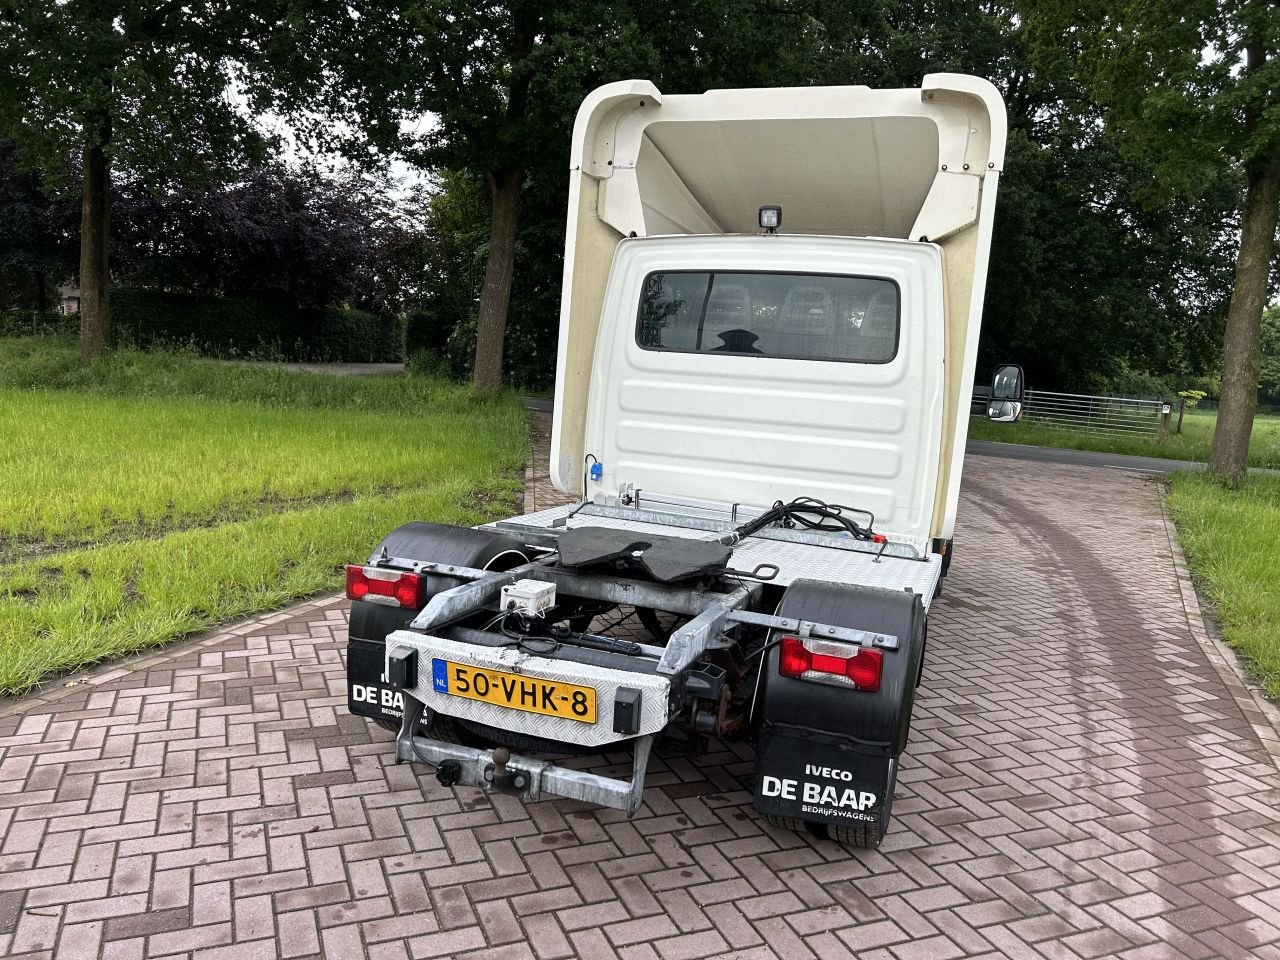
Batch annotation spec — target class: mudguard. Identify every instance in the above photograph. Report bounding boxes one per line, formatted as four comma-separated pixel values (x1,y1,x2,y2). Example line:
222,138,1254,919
755,721,894,829
752,579,925,837
348,523,528,723
371,522,529,597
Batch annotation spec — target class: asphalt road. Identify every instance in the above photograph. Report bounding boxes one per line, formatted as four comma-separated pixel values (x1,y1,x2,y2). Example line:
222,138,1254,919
963,440,1205,475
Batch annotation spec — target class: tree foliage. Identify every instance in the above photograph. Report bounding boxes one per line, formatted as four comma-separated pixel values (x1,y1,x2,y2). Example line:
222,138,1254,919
413,0,1240,393
0,0,1258,405
111,165,408,315
0,0,301,357
0,139,78,316
1021,0,1280,480
281,0,675,389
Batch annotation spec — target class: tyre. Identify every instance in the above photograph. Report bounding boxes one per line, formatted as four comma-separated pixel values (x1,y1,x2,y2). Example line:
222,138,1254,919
826,761,897,849
374,711,483,746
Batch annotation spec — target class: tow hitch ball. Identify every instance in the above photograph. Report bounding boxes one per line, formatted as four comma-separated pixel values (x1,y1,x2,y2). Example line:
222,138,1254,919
484,747,529,792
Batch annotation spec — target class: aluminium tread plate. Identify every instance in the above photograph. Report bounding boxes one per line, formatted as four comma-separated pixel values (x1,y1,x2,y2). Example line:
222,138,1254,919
386,632,671,747
486,504,942,608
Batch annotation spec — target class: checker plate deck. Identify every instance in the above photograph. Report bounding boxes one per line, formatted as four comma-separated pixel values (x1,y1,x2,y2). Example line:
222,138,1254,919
488,502,942,608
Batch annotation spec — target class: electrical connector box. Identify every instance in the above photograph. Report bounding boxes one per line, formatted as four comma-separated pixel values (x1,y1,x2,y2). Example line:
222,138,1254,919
500,579,556,618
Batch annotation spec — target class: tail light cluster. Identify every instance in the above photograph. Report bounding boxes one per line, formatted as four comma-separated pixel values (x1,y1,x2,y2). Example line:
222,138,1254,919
345,565,423,609
778,635,882,692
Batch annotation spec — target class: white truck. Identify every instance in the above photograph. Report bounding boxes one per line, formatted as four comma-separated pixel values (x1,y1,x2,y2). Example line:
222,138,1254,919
346,75,1007,847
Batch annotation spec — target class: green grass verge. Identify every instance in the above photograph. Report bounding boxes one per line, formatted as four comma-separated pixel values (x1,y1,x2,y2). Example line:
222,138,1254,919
1167,472,1280,699
0,387,523,545
968,409,1280,471
0,336,527,695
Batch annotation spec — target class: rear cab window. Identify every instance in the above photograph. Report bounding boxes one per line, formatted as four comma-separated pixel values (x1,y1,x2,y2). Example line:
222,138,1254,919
636,271,900,363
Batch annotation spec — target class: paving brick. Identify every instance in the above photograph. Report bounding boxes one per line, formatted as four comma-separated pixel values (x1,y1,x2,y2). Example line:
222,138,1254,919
0,423,1277,960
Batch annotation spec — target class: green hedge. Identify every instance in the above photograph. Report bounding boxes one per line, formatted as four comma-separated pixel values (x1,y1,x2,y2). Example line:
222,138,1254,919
112,289,298,355
110,289,403,362
405,306,454,356
317,306,405,363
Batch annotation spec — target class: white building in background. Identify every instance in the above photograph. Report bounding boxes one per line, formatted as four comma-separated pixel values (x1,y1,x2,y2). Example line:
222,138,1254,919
57,284,79,314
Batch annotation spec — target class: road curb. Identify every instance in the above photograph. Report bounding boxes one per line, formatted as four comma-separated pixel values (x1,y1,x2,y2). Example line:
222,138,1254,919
0,592,346,719
1161,503,1280,772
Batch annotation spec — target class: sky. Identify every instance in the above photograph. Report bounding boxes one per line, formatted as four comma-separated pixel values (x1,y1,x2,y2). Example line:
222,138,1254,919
233,80,435,206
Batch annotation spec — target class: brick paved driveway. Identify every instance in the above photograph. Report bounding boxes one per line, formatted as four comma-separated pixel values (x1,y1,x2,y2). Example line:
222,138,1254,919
3,445,1280,959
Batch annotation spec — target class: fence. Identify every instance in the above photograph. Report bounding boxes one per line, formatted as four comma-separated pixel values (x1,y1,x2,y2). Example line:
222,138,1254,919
1020,390,1164,437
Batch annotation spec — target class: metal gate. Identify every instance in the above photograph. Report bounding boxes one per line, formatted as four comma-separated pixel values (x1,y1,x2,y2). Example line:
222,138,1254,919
1021,390,1163,437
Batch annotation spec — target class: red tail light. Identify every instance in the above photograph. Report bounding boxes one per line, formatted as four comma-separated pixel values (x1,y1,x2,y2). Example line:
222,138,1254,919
844,648,883,690
779,637,812,677
777,635,882,692
346,565,423,609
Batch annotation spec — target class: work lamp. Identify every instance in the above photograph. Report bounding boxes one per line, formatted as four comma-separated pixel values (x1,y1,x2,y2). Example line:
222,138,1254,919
758,205,782,233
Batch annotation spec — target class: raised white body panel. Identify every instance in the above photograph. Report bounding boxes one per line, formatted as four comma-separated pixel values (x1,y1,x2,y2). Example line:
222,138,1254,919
582,235,945,551
550,77,1005,545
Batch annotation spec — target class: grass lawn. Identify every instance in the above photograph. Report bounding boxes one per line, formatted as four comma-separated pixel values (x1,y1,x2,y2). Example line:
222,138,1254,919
0,337,527,696
1167,472,1280,699
968,409,1280,471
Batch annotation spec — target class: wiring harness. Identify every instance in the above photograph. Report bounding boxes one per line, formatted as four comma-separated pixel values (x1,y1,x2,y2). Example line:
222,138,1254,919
719,496,883,546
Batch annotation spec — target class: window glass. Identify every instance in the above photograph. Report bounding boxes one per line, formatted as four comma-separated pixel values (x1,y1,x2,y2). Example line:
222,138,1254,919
637,271,899,363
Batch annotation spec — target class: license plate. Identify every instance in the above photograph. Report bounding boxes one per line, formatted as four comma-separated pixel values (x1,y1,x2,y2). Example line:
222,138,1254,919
432,659,597,724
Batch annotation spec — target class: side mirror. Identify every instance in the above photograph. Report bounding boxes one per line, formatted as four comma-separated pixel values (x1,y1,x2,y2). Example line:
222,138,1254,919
987,364,1024,422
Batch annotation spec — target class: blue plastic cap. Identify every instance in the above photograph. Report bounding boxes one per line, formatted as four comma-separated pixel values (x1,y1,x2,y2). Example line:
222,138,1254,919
589,462,603,481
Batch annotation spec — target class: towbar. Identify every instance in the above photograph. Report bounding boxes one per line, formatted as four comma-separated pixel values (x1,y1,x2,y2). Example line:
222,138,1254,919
395,698,654,815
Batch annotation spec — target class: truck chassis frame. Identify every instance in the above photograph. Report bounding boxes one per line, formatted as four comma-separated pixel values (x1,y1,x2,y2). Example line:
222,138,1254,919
376,496,940,818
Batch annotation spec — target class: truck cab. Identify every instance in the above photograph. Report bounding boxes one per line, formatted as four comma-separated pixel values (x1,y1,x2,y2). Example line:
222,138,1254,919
346,75,1005,848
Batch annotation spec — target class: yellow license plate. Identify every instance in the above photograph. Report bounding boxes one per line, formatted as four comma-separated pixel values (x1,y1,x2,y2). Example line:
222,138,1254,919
432,659,597,724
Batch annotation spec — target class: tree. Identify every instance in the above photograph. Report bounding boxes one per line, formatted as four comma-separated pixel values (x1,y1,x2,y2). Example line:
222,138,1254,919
111,164,406,315
290,0,668,390
0,139,78,320
0,2,293,359
1210,2,1280,481
1024,0,1280,483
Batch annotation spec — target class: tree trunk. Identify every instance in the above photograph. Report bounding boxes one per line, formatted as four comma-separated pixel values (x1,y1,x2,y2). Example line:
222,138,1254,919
78,125,112,362
33,270,46,335
1208,158,1280,484
471,169,524,393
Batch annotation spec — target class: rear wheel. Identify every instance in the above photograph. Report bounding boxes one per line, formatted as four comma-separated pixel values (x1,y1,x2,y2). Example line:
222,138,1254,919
764,762,897,848
826,761,897,848
374,711,483,746
351,523,530,735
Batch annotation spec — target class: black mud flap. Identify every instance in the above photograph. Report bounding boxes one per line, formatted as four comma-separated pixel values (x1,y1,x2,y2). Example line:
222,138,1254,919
754,721,894,831
347,638,408,725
